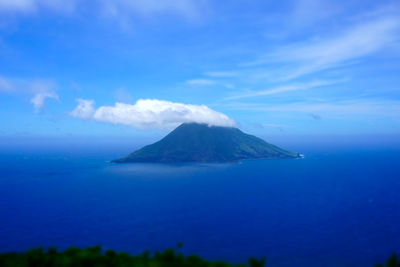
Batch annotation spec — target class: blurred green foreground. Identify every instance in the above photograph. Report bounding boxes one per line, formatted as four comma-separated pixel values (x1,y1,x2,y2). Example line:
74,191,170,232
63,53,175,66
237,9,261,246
0,245,265,267
0,245,398,267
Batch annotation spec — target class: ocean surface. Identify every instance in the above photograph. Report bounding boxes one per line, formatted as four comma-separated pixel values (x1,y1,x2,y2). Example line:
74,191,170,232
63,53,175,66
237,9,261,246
1,138,400,267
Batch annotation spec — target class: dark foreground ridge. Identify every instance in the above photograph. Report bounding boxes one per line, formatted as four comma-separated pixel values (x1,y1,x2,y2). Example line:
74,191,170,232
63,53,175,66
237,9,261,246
113,122,299,163
0,245,266,267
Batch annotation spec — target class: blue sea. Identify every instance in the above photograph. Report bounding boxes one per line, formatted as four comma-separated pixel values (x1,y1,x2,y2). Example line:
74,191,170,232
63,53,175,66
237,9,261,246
1,136,400,267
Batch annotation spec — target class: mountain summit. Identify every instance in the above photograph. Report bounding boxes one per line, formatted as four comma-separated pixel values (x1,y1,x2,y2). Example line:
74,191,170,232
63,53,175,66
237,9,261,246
113,123,299,163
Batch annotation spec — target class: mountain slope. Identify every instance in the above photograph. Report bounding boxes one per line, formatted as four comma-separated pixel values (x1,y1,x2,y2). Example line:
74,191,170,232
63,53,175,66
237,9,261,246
113,123,299,163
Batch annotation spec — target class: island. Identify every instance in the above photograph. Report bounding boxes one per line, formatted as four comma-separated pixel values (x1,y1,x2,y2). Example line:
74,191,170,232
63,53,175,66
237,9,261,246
112,122,299,163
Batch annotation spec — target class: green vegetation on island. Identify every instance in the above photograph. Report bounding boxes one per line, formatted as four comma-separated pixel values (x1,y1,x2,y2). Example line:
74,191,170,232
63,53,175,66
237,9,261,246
113,123,299,163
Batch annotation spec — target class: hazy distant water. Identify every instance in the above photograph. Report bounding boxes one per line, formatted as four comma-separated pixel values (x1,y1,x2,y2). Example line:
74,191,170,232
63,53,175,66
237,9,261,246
1,138,400,267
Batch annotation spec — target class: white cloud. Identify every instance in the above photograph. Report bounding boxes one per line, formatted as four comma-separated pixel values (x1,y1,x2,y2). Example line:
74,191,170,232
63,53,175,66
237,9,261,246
70,98,236,129
70,99,95,119
30,91,58,112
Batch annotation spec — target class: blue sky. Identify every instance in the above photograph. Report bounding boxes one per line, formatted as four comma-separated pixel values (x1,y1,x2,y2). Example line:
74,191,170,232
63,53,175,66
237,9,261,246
0,0,399,139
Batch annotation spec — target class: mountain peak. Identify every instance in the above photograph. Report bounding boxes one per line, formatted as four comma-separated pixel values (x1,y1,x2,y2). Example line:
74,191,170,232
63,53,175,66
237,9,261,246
113,123,299,163
178,122,235,128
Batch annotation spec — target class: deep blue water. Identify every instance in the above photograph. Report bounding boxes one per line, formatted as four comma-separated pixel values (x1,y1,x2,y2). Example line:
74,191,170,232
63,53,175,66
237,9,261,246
0,140,400,267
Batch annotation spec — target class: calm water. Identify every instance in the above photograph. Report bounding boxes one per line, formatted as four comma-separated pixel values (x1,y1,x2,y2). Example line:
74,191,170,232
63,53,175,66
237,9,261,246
0,140,400,267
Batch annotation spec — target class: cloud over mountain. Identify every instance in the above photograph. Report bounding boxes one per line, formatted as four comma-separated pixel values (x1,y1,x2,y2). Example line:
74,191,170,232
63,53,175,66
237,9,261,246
70,98,236,129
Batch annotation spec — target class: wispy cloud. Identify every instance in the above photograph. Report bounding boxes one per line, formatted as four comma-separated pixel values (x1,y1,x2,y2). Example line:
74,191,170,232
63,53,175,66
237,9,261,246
202,6,400,105
186,78,234,89
29,80,59,112
0,76,13,92
204,71,237,78
100,0,208,21
290,0,341,28
70,98,236,129
186,79,216,86
244,15,400,81
0,75,59,111
31,91,58,112
0,0,207,26
224,80,341,100
0,0,76,14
